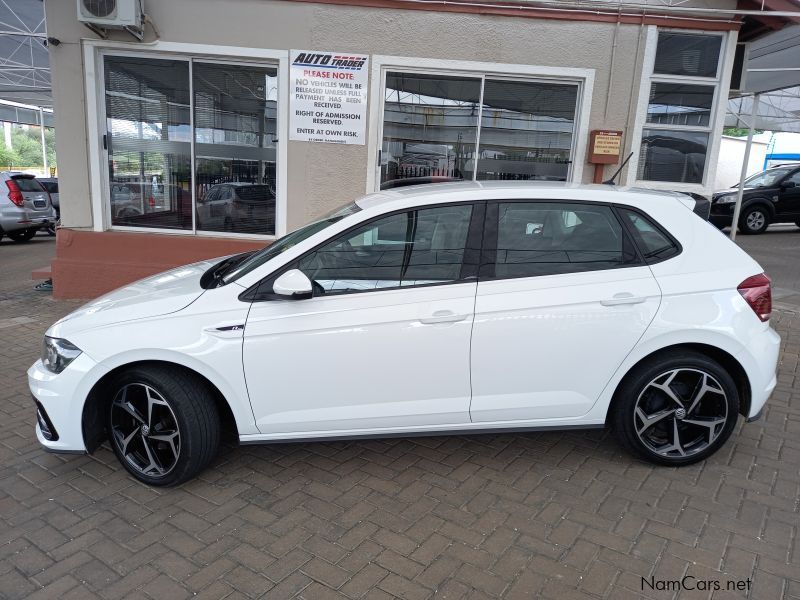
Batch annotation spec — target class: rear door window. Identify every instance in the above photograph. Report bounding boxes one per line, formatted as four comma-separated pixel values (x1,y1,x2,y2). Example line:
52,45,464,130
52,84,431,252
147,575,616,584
486,202,640,279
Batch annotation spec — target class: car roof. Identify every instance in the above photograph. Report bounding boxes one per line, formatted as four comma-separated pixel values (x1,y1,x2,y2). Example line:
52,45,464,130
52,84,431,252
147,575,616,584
356,181,693,211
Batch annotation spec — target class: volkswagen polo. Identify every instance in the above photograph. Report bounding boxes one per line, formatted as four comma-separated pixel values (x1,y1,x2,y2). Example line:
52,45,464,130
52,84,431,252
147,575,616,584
29,182,779,485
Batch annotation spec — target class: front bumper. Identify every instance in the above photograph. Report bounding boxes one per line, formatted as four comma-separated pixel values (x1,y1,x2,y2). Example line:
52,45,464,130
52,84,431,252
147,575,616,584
28,353,108,453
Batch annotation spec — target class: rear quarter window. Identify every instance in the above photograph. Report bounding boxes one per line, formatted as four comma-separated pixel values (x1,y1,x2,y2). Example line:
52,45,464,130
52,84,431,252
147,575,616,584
618,207,680,262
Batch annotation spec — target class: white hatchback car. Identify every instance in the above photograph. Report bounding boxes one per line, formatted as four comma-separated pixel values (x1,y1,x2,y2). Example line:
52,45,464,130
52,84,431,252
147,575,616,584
29,182,780,485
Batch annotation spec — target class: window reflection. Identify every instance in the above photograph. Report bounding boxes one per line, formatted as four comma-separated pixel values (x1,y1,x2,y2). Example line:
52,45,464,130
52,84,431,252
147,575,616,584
194,62,278,235
105,56,193,230
381,73,481,186
637,129,708,184
647,83,714,127
476,80,577,182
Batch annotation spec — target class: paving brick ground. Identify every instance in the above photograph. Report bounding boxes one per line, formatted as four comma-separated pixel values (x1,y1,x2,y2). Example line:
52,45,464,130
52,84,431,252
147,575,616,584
1,234,799,599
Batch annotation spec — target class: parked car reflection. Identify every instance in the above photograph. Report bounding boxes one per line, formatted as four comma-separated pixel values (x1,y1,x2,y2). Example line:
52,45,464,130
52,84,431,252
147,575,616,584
197,182,276,235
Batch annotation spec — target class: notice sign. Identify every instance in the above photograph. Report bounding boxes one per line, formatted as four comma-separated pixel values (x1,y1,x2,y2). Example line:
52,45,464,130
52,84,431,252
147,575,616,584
588,130,623,164
290,50,369,145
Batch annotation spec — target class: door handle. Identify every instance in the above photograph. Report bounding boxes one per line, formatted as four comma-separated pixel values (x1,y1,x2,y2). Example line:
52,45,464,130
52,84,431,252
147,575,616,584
601,293,647,307
420,310,468,324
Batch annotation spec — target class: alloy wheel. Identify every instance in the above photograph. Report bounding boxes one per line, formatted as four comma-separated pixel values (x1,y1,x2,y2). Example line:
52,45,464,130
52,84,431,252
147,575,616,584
633,368,728,459
746,210,766,231
110,383,181,477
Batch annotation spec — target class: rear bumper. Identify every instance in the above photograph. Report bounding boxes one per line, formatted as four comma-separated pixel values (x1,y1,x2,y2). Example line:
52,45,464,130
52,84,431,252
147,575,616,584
0,207,55,233
737,325,780,420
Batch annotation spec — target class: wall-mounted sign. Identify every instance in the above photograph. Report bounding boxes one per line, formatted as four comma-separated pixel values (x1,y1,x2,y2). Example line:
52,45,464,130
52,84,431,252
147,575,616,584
588,130,623,164
289,50,369,145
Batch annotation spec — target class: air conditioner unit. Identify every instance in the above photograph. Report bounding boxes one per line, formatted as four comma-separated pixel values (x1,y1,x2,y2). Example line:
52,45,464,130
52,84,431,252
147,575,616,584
78,0,143,37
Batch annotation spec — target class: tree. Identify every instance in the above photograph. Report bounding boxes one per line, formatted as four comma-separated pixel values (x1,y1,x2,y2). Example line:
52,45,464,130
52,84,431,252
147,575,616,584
723,127,764,137
0,145,19,167
6,126,57,168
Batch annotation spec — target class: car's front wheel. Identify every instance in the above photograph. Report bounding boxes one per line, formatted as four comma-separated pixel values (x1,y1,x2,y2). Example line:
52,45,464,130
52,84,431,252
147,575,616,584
107,365,220,486
610,351,739,466
738,205,770,234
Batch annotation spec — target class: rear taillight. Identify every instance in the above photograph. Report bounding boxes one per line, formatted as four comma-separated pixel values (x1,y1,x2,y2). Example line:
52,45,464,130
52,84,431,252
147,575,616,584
738,273,772,322
5,180,24,207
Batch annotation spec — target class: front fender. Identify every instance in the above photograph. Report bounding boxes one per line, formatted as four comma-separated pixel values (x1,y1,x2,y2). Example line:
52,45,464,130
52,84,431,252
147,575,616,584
96,348,259,435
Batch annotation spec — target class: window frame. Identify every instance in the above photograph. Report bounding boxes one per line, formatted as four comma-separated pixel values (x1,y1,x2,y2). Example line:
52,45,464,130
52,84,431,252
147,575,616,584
367,55,595,193
242,201,486,302
84,41,289,238
478,199,646,281
627,27,736,193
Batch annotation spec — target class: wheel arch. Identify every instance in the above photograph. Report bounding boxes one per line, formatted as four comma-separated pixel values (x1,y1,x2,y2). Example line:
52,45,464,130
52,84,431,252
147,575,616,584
742,197,776,218
82,359,239,453
605,343,751,425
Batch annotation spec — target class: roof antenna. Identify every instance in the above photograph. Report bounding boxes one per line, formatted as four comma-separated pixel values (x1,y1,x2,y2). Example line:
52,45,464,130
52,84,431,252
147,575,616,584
603,152,634,185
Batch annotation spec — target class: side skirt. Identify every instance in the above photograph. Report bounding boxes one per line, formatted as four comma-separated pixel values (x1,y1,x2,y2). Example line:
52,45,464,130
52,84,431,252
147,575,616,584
239,422,606,445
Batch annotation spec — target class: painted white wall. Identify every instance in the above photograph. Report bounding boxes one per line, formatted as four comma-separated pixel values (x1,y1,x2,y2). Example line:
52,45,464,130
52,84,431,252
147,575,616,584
714,135,768,191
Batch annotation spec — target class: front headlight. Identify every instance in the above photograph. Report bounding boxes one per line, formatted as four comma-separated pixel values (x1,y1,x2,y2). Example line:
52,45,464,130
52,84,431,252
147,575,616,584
715,194,737,204
42,336,82,374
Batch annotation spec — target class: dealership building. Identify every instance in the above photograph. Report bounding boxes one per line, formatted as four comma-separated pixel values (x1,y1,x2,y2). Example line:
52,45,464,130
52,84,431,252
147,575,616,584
42,0,794,297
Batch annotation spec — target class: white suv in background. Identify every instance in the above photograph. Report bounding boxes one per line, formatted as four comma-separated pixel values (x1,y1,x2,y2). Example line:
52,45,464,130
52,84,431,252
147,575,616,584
29,182,779,485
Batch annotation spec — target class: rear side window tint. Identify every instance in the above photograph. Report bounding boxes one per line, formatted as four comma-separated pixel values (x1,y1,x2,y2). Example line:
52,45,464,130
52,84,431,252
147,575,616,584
618,208,680,262
489,202,639,279
11,176,44,192
40,181,58,193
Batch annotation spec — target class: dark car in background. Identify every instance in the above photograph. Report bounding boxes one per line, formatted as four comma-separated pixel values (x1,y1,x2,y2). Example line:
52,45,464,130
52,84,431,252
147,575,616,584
711,165,800,234
37,177,59,235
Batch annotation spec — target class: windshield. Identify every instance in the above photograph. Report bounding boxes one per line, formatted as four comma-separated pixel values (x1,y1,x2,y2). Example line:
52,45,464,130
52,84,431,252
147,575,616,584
742,167,793,188
221,201,362,284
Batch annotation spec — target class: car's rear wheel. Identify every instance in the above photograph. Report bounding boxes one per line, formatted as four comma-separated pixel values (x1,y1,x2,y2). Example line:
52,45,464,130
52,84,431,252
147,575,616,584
7,228,37,243
610,351,739,466
107,365,220,486
738,206,770,235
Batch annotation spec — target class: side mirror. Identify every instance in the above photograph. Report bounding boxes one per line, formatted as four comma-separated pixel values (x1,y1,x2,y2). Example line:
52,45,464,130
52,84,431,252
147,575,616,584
781,180,796,189
272,269,313,300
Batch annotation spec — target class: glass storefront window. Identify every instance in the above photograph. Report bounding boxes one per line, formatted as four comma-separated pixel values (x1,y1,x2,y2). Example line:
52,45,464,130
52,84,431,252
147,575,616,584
637,31,723,185
476,80,577,182
194,62,278,235
646,83,714,128
104,55,279,236
637,129,708,184
380,72,580,188
381,73,481,186
653,33,721,79
105,56,192,230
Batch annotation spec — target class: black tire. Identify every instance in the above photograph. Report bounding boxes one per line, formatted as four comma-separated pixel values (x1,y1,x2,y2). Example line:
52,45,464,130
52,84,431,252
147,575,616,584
7,228,37,243
107,365,220,486
610,350,739,466
738,205,770,235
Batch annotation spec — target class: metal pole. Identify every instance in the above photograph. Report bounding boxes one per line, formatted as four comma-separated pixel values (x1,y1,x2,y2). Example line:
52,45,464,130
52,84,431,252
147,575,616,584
730,92,759,242
39,107,48,175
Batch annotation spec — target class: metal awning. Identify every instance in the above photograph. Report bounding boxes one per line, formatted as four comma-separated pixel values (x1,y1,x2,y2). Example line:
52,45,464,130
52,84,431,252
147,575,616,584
724,23,800,239
0,0,50,109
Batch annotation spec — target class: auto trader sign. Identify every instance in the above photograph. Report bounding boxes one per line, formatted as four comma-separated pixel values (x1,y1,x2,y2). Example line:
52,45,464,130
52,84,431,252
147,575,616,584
290,50,369,145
